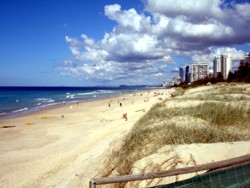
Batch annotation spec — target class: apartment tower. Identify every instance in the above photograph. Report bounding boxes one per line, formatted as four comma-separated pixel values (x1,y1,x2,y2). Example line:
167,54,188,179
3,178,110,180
191,63,209,82
213,54,232,79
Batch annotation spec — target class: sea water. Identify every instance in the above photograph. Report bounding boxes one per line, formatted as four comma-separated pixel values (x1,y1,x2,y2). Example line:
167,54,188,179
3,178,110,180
0,86,148,119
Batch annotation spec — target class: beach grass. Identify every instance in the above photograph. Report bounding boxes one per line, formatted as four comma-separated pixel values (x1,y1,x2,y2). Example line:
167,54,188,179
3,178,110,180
160,103,248,126
101,83,250,181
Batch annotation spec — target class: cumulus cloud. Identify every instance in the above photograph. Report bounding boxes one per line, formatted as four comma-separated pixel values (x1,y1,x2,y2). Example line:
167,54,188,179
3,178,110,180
145,0,224,20
191,47,245,69
58,0,250,85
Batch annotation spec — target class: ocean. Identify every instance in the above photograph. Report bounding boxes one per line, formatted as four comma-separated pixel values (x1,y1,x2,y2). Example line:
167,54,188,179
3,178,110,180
0,86,149,119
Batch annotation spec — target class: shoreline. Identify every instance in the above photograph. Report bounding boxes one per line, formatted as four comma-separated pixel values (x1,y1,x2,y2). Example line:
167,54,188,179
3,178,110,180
0,88,150,120
0,94,120,125
0,95,114,120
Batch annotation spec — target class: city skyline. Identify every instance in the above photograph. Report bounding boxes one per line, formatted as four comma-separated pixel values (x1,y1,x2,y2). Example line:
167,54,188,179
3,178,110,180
0,0,250,86
177,52,250,85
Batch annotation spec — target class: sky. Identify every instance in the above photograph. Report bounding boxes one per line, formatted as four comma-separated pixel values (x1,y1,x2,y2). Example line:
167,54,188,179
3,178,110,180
0,0,250,86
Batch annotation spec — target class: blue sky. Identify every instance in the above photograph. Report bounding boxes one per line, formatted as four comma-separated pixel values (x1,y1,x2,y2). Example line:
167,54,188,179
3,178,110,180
0,0,250,86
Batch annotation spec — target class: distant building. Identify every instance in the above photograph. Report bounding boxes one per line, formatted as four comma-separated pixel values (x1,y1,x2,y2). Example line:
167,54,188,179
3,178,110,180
213,54,232,80
239,53,250,67
191,63,209,82
178,66,190,83
179,67,184,82
162,81,171,88
172,76,182,85
185,65,190,83
234,52,250,81
221,54,232,80
213,55,221,78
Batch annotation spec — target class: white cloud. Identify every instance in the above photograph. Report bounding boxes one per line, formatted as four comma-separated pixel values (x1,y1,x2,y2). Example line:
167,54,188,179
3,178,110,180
191,47,245,68
81,34,95,47
145,0,223,20
105,4,145,32
59,0,250,85
166,16,234,39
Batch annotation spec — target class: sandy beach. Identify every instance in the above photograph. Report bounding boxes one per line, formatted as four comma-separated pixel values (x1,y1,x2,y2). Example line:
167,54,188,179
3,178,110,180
1,84,250,188
0,88,172,188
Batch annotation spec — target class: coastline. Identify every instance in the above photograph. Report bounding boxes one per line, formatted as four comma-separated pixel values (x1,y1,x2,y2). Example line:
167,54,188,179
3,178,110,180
0,88,172,188
0,87,147,120
0,92,124,120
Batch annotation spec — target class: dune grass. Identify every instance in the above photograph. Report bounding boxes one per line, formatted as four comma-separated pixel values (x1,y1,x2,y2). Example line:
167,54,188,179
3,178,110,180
105,103,249,177
176,102,248,126
136,102,249,128
182,94,250,102
102,83,250,183
182,83,250,102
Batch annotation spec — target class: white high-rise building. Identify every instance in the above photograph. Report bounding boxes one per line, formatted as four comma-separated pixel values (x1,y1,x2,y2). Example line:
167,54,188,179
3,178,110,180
222,54,232,80
213,53,232,80
191,63,209,82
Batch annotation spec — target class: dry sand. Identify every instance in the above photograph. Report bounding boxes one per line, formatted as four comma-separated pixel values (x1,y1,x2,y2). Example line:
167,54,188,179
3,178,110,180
0,89,172,188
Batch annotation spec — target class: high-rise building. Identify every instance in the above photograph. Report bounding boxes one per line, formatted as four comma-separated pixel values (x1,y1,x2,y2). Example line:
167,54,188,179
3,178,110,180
179,67,184,82
213,55,221,78
179,66,190,83
191,63,209,82
185,65,190,83
213,54,232,80
221,54,232,80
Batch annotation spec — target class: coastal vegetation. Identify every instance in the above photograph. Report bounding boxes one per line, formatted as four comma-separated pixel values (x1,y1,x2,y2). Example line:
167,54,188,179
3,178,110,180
100,83,250,187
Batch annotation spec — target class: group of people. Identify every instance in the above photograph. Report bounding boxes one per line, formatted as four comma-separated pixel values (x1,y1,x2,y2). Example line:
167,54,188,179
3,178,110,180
108,99,128,121
108,100,123,108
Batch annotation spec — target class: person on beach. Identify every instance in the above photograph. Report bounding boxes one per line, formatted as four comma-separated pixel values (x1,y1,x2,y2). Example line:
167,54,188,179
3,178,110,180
123,113,127,121
120,102,122,107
